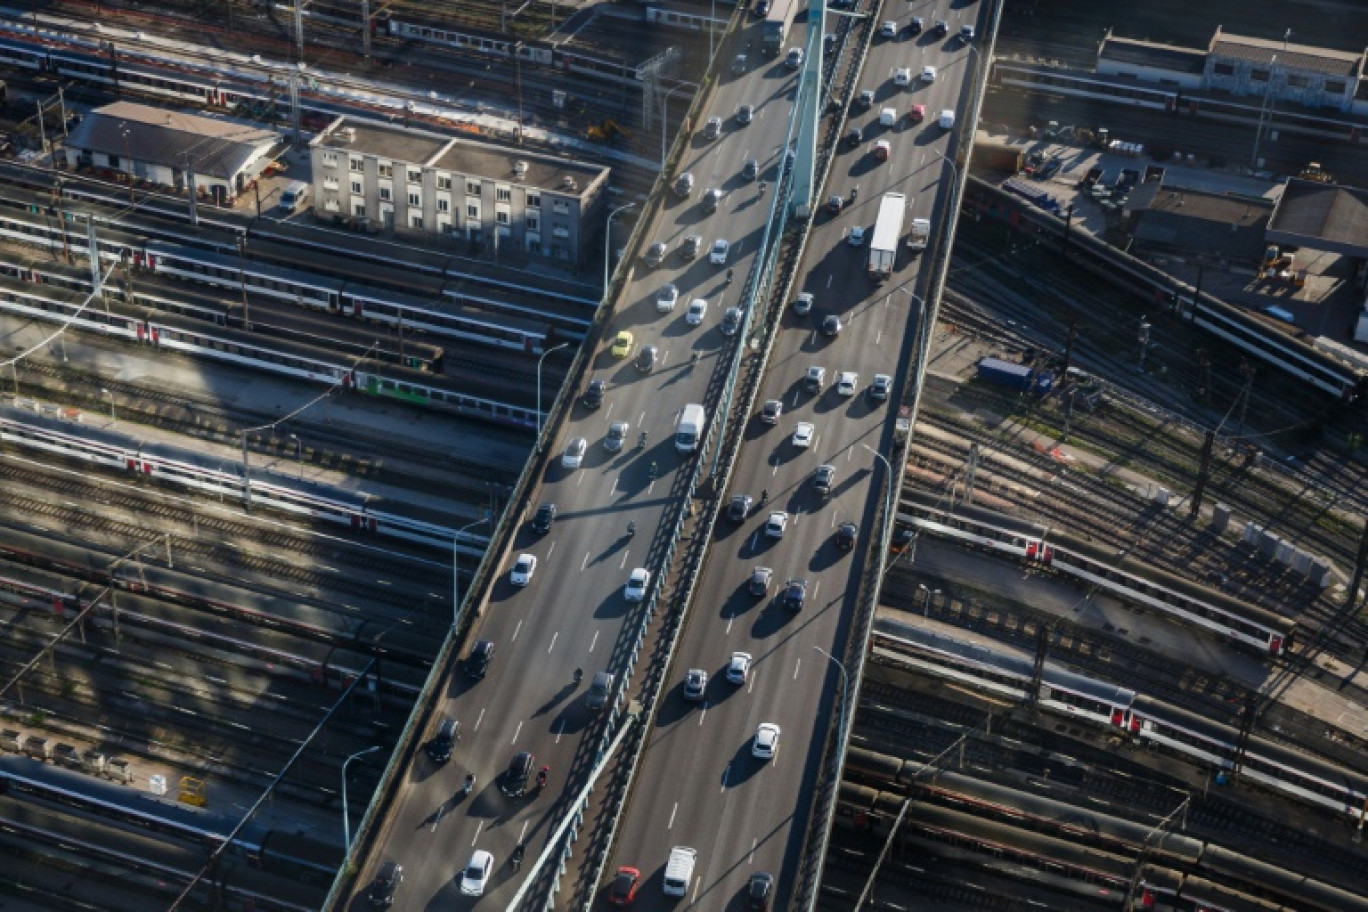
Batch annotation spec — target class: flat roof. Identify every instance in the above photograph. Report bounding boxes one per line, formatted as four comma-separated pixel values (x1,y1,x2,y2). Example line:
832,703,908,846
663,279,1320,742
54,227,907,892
1133,187,1272,262
316,121,449,166
1208,26,1364,79
431,140,605,195
1267,178,1368,257
1097,34,1207,75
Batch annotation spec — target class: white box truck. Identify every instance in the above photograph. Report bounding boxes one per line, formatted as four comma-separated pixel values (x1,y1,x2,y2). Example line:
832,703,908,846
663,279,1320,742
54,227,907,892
868,192,906,280
663,846,697,896
906,217,930,252
675,403,706,453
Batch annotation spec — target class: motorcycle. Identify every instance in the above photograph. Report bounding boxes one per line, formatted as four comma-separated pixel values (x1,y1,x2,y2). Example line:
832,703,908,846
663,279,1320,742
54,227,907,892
627,520,637,538
536,766,550,790
459,773,475,798
511,843,526,870
638,431,648,449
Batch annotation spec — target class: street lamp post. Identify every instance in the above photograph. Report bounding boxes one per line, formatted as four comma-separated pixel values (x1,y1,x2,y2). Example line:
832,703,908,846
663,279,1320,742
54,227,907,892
660,83,689,170
289,433,303,480
813,645,851,794
342,745,383,851
536,341,571,450
862,443,895,554
604,201,637,294
1251,55,1279,169
101,387,115,420
933,147,959,190
452,516,491,631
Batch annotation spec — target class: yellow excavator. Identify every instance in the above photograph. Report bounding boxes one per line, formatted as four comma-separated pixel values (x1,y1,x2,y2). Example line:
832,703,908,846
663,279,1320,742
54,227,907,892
586,119,632,143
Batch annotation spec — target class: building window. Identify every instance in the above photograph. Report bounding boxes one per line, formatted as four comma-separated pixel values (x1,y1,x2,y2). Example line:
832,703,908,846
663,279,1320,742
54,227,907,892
408,169,422,184
527,193,541,209
467,180,482,195
496,210,510,225
441,221,455,234
1212,62,1235,76
107,154,122,168
410,213,424,229
1327,80,1347,93
551,243,567,260
408,192,421,206
1286,74,1308,88
1251,68,1271,83
526,214,539,232
496,185,512,202
351,180,362,194
467,204,480,219
353,202,366,217
437,174,452,190
378,162,393,178
322,151,339,169
350,157,364,172
552,200,570,215
380,186,392,201
437,198,450,213
552,224,570,238
323,176,339,190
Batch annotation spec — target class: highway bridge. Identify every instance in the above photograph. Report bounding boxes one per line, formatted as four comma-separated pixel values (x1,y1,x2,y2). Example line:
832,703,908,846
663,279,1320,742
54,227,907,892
338,0,997,908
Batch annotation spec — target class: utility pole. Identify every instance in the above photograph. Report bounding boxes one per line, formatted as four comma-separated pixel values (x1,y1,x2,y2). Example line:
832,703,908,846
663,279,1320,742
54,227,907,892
1235,359,1256,439
1136,315,1151,370
1061,202,1074,252
1062,387,1076,439
1059,321,1078,378
1195,348,1212,401
1345,518,1368,611
1189,430,1215,518
361,0,372,63
294,0,305,60
184,154,199,226
1028,620,1053,708
235,233,252,330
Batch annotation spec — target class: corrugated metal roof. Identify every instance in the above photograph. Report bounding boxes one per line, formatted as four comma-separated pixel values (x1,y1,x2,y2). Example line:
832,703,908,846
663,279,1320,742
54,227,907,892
1268,179,1368,256
66,101,281,179
1209,30,1363,79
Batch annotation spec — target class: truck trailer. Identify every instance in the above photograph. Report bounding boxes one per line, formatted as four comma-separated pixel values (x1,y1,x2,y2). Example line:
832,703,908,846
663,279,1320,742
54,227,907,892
868,192,906,280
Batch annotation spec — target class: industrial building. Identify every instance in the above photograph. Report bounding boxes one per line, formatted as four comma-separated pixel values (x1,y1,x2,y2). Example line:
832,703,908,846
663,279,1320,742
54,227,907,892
61,101,282,204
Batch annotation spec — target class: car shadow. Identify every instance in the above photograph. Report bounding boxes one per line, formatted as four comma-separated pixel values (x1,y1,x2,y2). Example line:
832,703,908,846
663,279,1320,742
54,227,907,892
720,582,762,621
723,741,764,788
749,600,797,639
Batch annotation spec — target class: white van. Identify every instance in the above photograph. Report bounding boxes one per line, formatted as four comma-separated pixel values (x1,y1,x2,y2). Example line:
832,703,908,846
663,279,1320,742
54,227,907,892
938,109,956,129
278,180,310,214
879,107,897,128
662,846,696,897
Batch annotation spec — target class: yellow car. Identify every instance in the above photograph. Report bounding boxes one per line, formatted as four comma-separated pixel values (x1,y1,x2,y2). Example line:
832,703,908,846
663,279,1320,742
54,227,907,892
610,331,635,358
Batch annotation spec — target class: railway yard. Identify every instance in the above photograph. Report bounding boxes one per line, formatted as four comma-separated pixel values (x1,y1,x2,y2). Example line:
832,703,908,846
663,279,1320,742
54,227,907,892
0,0,1366,911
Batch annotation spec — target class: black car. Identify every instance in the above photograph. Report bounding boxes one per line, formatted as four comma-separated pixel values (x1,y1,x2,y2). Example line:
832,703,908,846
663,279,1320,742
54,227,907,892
836,522,858,551
781,579,807,611
932,19,948,37
583,379,605,410
746,872,774,910
532,503,557,534
636,344,658,373
728,494,754,522
368,861,403,907
891,526,915,554
502,750,535,797
820,315,843,337
843,126,863,149
908,16,923,35
465,640,494,679
426,718,460,764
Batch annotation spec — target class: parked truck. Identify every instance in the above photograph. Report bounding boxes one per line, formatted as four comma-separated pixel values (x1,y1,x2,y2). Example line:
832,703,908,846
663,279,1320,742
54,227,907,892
977,357,1054,394
906,217,930,252
971,143,1024,173
868,192,906,280
675,403,706,453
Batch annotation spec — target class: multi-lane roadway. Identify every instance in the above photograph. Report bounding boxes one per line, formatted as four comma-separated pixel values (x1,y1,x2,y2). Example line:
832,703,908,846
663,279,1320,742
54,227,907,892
593,3,982,909
349,1,982,907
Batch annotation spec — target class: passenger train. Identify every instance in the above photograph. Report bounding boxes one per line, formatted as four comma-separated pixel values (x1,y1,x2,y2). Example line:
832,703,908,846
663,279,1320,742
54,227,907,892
899,490,1298,656
0,414,468,551
838,763,1368,911
870,620,1368,823
0,755,344,888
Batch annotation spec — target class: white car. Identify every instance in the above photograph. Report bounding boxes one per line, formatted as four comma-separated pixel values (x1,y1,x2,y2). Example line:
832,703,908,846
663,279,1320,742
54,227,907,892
686,298,708,326
792,422,815,448
624,567,651,602
727,651,753,684
921,65,937,83
562,436,587,469
459,850,494,896
893,66,912,86
880,20,897,38
710,239,731,265
764,511,788,539
656,283,679,313
752,722,780,760
510,553,537,586
848,226,866,247
837,371,859,396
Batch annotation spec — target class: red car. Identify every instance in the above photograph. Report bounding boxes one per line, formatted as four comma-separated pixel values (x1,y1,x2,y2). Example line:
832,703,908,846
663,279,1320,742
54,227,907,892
908,104,926,124
607,866,640,905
